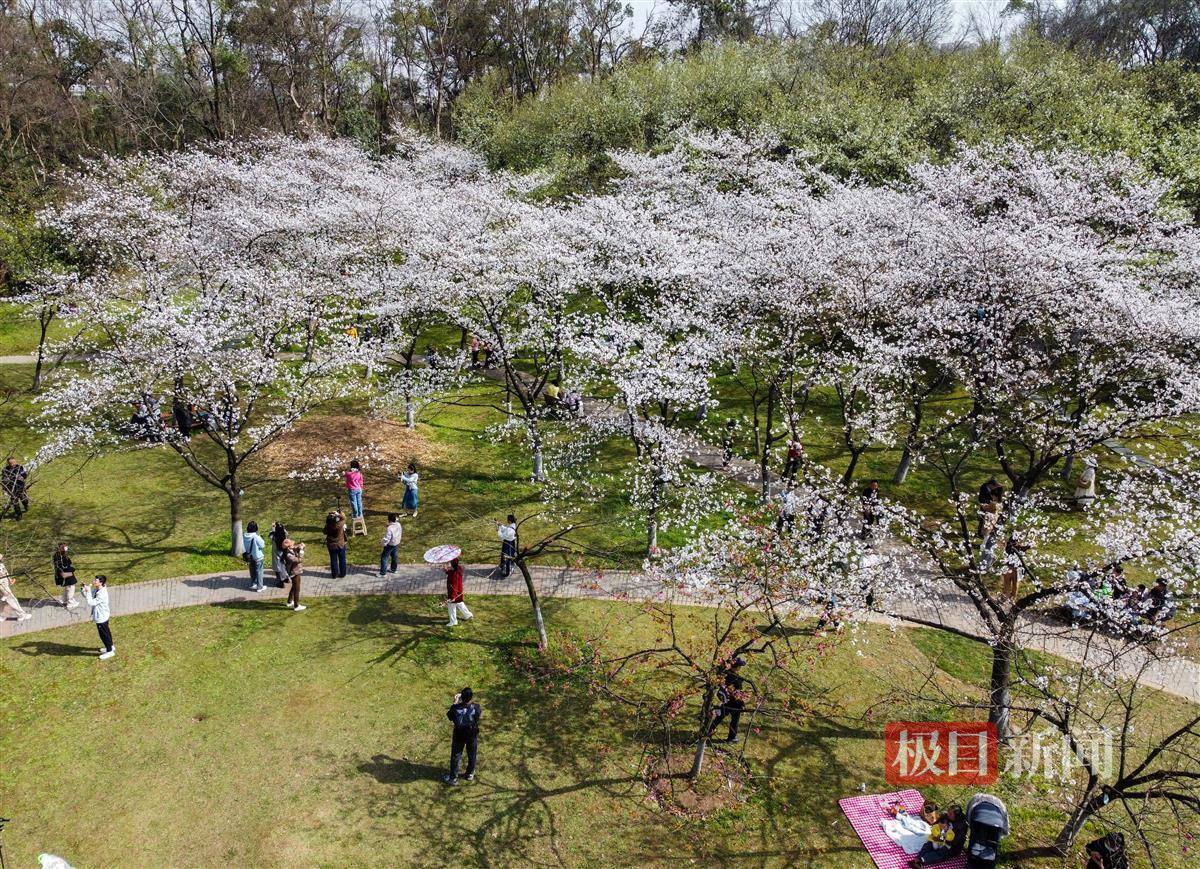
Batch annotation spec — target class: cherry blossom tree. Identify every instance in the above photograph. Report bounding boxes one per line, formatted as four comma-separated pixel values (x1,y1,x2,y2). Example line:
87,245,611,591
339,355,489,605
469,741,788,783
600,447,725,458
33,138,381,555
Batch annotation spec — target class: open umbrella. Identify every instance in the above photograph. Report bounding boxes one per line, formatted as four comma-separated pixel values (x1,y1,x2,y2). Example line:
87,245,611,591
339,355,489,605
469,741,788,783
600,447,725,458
423,544,461,564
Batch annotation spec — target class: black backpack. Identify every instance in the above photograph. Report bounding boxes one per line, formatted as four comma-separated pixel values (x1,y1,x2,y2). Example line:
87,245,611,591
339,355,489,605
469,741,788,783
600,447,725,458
452,703,478,730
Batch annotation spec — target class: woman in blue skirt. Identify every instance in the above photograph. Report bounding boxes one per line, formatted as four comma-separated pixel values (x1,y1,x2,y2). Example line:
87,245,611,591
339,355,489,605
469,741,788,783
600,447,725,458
400,461,420,517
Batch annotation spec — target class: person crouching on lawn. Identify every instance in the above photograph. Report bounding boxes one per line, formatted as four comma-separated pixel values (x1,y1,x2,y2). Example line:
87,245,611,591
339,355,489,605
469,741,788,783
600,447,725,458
910,804,966,867
444,557,472,626
83,575,115,660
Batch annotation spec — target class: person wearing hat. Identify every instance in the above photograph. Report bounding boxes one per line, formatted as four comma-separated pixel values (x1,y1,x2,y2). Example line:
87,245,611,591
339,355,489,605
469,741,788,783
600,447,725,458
0,552,32,621
443,556,472,626
82,575,115,659
442,687,482,785
282,539,306,611
1074,456,1098,509
710,656,748,742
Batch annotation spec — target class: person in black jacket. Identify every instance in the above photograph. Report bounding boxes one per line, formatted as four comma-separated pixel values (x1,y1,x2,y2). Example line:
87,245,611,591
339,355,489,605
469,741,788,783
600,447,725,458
53,541,78,608
2,457,29,519
442,687,482,785
710,657,747,742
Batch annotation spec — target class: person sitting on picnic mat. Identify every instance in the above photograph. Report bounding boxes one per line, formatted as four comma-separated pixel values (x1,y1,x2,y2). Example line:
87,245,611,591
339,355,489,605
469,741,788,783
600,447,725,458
910,804,966,867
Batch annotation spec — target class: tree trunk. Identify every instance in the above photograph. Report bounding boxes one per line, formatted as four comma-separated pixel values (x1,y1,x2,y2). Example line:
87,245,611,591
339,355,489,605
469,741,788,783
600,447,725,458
405,400,415,430
759,384,776,503
841,448,862,486
228,489,244,557
893,445,913,485
1060,453,1075,482
647,514,658,555
988,635,1014,740
1053,794,1096,854
33,311,51,392
515,558,550,650
689,734,709,781
532,446,544,482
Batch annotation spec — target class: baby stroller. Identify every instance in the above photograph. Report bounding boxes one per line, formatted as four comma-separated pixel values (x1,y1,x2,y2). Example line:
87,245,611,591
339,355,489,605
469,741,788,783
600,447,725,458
965,793,1009,868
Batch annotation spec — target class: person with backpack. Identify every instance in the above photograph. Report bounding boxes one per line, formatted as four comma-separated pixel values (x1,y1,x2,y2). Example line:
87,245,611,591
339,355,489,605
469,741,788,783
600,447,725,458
242,521,266,592
82,575,115,660
442,687,482,785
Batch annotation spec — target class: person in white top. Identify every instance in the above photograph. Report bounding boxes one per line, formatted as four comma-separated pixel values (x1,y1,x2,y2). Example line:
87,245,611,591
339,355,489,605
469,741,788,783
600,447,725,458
400,462,419,517
379,513,403,576
1074,456,1098,509
497,514,518,578
0,552,32,621
82,575,115,660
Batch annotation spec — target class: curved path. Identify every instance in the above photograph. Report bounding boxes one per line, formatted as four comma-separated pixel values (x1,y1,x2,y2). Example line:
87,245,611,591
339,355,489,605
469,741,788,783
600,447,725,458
4,560,1198,705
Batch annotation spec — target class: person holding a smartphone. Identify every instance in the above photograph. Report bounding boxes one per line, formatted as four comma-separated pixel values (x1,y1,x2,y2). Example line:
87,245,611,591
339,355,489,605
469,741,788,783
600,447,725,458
442,687,482,785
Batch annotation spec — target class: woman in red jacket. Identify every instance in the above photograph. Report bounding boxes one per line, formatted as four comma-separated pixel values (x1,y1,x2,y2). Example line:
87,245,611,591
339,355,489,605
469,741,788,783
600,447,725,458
444,557,473,627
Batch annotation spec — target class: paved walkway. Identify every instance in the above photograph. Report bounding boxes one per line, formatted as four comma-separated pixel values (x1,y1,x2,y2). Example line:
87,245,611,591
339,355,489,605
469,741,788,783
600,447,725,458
3,355,1196,703
4,559,1197,704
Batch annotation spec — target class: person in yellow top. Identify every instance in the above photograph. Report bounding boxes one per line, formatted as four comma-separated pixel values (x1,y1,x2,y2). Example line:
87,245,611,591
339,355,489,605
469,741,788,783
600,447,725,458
910,805,966,867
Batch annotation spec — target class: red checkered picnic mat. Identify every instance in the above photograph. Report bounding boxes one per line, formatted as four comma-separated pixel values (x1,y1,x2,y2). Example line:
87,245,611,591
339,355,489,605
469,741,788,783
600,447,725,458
838,789,967,869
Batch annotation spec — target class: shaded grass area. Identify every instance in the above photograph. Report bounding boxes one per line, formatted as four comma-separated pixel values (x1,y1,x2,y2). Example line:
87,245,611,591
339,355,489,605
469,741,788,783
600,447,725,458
3,597,1194,867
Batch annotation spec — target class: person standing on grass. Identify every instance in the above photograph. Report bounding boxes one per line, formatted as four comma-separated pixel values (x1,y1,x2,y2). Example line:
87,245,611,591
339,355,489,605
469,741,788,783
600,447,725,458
243,521,266,592
379,513,402,576
82,575,115,660
497,515,517,578
53,542,79,608
325,509,347,578
0,552,32,621
345,460,365,520
442,687,482,785
443,557,472,626
270,521,289,586
710,657,747,742
400,461,419,517
283,539,306,612
3,456,30,519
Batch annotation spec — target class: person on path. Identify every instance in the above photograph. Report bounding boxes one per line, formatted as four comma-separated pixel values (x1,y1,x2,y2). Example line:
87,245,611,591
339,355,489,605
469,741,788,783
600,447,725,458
3,456,30,519
243,521,266,591
776,483,799,535
497,515,517,578
1074,456,1098,509
721,418,736,469
345,460,365,519
401,462,419,517
324,509,347,578
269,521,288,586
860,480,881,541
710,657,747,742
442,687,482,785
783,438,804,482
283,539,306,611
53,542,78,608
0,552,32,621
444,557,472,626
379,514,402,576
82,575,115,660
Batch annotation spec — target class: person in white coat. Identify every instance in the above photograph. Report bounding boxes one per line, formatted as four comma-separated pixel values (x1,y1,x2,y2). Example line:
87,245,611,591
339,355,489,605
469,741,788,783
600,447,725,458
0,552,32,621
497,515,517,578
82,575,115,660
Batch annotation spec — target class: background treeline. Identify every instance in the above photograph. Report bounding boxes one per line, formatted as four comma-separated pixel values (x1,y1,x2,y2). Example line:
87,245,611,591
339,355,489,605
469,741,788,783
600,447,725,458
3,0,1200,288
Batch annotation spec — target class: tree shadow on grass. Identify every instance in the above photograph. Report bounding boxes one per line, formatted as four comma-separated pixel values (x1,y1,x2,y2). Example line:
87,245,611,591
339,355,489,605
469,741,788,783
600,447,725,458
10,640,94,656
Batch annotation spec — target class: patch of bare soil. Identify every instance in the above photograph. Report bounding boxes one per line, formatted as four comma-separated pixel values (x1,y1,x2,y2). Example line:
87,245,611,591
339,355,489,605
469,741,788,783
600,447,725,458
644,749,751,819
259,413,445,481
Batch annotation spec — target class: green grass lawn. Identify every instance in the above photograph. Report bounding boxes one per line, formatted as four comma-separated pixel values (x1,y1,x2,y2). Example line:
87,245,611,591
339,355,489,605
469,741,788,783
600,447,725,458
0,368,738,589
2,597,1193,867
